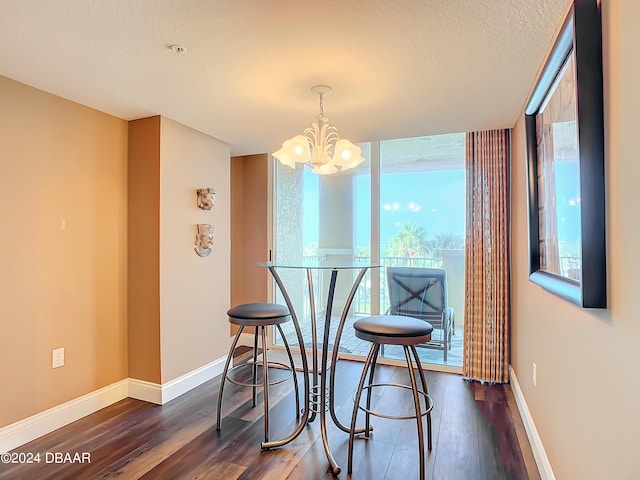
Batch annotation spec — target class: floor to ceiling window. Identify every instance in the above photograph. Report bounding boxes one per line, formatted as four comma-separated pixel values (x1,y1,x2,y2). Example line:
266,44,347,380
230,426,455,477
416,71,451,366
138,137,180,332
273,133,465,369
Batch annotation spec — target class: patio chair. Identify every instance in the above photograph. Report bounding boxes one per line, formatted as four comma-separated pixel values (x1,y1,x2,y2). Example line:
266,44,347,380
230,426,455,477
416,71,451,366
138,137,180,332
385,267,454,362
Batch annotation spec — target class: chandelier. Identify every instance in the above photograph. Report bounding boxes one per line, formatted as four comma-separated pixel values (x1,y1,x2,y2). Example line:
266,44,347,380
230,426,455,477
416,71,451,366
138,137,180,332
273,85,365,175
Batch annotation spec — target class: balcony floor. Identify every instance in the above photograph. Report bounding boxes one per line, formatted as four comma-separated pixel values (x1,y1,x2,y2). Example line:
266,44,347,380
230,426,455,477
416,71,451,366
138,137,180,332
340,316,463,367
278,313,463,369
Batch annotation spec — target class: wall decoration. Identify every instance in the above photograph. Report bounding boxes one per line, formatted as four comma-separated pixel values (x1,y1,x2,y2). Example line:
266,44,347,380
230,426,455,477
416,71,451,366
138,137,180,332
196,187,216,211
524,0,606,308
195,224,214,257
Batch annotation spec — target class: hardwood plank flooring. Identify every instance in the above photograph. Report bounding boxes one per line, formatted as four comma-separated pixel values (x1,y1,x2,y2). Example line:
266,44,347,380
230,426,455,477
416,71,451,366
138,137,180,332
0,352,539,480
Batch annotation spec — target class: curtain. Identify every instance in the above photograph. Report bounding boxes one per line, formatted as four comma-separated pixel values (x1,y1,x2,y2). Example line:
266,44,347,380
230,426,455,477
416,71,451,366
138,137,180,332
463,130,510,383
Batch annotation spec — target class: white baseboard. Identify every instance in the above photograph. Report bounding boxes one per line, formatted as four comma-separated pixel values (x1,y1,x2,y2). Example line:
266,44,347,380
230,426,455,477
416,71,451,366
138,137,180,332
509,366,556,480
127,378,163,405
129,355,228,405
160,356,227,404
0,380,129,454
0,355,227,453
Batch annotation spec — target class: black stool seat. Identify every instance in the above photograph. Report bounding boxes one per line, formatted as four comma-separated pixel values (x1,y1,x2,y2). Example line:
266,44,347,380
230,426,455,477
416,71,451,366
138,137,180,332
227,302,290,326
353,315,433,345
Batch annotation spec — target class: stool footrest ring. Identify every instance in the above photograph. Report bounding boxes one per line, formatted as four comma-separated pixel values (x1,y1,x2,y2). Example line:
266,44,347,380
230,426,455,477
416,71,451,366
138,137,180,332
354,383,434,420
226,361,294,388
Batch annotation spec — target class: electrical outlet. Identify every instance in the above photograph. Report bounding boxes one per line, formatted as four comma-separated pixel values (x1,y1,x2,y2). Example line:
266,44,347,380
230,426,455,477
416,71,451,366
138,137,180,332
532,362,537,386
52,348,65,368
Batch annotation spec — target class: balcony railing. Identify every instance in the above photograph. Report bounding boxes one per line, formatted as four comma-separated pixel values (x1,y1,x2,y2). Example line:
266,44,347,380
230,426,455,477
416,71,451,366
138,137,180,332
300,255,443,316
301,254,580,316
355,256,442,269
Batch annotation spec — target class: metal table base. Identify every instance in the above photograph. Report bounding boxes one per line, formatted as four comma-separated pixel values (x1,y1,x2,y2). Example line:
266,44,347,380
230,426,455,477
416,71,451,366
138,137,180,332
259,262,379,475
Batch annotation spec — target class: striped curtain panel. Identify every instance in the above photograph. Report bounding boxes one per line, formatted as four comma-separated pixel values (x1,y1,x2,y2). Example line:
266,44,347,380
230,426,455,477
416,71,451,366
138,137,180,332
463,130,510,383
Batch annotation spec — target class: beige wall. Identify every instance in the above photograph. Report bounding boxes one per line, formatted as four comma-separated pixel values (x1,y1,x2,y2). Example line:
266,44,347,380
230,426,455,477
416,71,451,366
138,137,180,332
1,77,231,431
229,154,270,335
0,76,128,426
511,1,640,479
232,153,270,306
159,117,231,382
128,116,231,384
128,116,161,383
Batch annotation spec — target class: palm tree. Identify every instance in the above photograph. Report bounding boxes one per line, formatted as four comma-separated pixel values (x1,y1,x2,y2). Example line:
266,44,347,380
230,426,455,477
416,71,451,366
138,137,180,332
387,222,429,258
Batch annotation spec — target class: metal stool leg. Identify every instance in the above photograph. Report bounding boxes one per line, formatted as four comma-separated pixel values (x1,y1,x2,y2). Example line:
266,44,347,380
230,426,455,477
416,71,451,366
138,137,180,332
404,345,425,480
348,342,377,474
364,343,380,436
410,345,432,450
261,325,270,444
277,323,300,419
216,325,245,431
252,328,259,407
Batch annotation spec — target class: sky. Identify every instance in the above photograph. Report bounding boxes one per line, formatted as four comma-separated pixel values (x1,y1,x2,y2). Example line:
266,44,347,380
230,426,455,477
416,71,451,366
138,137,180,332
302,168,467,249
287,128,580,272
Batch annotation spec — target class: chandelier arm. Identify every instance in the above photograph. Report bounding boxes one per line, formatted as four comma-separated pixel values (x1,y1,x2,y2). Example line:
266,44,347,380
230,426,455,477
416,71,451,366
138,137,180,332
325,130,339,145
319,123,339,155
304,125,319,144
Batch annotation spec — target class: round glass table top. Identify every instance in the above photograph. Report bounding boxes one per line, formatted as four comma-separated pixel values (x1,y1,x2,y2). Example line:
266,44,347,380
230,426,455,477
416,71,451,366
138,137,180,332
258,261,381,270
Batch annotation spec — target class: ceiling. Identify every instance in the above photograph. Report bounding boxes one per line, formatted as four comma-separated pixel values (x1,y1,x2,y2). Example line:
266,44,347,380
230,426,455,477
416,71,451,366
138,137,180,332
0,0,570,157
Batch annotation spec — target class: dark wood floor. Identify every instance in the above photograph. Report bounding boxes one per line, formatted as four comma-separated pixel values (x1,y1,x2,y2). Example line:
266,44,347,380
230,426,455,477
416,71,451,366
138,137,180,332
0,351,539,480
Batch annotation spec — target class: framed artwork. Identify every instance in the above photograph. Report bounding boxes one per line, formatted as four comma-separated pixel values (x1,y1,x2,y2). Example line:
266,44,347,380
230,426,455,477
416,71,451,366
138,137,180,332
524,0,606,308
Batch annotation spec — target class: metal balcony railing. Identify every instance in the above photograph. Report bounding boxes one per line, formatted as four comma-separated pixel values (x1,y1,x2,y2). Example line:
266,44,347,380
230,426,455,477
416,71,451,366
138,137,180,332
301,254,579,316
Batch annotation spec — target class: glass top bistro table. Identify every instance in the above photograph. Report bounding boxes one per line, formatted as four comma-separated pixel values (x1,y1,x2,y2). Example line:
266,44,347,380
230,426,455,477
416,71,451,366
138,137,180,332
258,261,381,475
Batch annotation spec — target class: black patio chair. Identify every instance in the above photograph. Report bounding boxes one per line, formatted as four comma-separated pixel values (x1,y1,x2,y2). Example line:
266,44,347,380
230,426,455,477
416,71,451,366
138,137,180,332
385,267,454,362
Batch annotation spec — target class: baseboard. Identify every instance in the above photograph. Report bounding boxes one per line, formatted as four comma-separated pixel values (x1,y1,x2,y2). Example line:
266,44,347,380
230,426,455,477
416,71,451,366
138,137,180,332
509,366,556,480
0,379,129,453
0,356,228,453
129,356,228,405
127,378,163,405
160,356,227,404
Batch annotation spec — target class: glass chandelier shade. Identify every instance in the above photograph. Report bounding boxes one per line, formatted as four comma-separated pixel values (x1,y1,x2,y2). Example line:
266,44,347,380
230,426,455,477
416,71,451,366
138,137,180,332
273,85,365,175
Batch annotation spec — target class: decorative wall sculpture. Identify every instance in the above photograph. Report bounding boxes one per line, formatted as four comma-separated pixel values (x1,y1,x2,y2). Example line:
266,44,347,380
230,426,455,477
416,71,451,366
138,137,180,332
196,187,216,211
195,224,214,257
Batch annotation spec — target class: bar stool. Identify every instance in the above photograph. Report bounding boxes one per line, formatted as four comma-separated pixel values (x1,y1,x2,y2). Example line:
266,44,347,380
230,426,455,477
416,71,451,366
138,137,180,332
216,302,300,445
348,315,434,480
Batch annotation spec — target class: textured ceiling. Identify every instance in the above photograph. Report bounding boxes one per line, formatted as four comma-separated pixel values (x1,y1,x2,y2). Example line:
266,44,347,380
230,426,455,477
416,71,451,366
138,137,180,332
0,0,570,156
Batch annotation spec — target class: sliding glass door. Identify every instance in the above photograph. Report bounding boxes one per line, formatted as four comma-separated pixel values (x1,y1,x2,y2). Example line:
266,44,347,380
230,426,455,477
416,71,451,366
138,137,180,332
377,135,465,367
273,133,465,369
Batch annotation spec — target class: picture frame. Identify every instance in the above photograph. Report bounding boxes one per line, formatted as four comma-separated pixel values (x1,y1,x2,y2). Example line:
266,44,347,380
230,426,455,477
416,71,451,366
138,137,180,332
524,0,606,308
